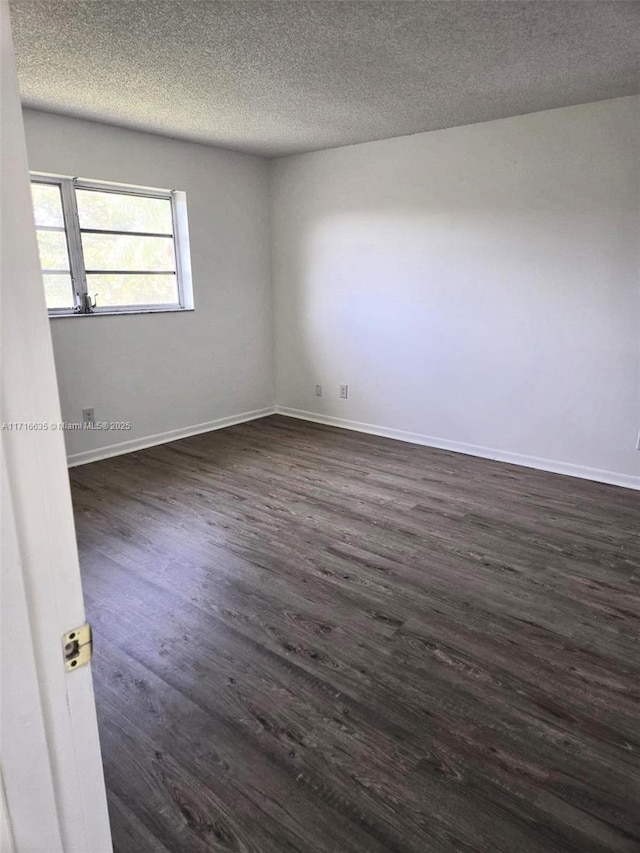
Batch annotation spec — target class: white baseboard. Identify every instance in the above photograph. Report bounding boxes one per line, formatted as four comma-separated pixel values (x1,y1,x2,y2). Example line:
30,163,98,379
67,407,276,467
275,406,640,491
67,403,639,491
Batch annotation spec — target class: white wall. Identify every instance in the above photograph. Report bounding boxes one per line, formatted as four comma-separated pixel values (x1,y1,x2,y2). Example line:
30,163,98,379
22,100,640,486
271,97,640,487
23,110,274,463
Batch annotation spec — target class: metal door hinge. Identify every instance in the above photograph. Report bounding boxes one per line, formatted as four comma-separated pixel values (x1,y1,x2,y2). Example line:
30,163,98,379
63,622,92,671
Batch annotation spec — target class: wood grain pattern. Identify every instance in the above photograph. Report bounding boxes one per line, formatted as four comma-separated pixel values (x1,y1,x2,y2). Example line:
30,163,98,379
70,415,640,853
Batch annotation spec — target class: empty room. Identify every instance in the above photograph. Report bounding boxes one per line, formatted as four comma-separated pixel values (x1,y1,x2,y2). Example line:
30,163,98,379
1,1,639,852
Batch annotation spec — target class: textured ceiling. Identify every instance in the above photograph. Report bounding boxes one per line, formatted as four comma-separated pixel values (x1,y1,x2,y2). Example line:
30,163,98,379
9,1,640,158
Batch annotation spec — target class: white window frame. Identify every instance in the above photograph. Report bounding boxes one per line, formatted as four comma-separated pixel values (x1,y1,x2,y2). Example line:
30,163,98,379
30,173,194,317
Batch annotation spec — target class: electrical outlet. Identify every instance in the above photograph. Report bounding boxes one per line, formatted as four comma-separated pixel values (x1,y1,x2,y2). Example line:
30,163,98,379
82,407,95,427
315,384,322,397
339,384,348,399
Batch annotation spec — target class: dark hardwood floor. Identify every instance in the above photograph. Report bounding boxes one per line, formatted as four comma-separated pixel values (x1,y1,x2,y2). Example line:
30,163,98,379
70,415,640,853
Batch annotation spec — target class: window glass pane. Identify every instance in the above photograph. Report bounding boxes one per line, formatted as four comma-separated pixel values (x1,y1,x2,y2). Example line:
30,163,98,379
43,273,74,309
81,233,175,271
87,274,179,307
31,183,64,227
76,189,173,234
36,230,70,271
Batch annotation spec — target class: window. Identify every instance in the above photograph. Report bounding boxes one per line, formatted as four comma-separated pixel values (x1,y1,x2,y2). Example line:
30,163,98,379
30,175,193,315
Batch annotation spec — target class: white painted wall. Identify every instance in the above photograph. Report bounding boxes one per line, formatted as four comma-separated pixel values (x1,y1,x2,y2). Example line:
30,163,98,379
22,99,640,486
23,110,274,464
271,97,640,487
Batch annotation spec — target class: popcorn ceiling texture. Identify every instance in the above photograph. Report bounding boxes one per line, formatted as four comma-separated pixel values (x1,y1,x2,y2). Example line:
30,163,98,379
9,0,640,157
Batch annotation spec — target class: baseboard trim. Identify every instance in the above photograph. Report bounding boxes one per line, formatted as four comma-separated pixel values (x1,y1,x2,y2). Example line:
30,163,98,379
67,407,277,467
275,407,640,491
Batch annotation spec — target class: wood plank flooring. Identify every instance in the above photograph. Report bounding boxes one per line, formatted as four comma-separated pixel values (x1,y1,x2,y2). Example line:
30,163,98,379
70,415,640,853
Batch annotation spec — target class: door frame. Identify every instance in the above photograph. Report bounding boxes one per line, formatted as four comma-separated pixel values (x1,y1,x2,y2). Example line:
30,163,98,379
1,2,112,849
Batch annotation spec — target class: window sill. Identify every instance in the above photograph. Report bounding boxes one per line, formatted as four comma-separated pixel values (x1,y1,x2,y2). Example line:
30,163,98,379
48,307,194,319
